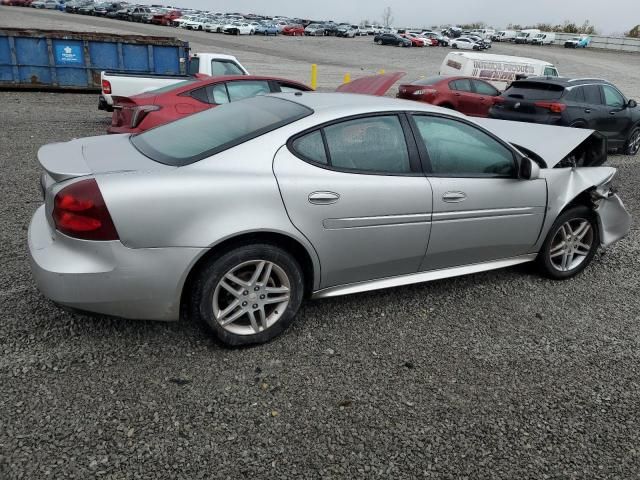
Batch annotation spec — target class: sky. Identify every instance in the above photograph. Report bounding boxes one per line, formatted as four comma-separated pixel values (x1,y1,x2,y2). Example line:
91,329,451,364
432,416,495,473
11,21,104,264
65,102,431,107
144,0,637,34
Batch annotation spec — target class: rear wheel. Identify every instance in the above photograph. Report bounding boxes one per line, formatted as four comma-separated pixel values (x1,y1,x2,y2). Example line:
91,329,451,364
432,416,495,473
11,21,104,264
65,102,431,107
537,206,599,280
190,244,304,346
624,126,640,155
377,39,383,45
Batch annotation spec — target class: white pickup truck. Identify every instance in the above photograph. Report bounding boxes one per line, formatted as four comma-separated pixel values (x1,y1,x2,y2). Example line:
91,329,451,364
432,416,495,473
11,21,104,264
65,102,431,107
99,53,249,111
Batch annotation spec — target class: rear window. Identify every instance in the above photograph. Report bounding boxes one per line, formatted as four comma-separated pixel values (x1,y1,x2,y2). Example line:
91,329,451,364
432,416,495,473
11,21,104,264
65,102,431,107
411,76,443,86
131,96,313,166
504,81,564,100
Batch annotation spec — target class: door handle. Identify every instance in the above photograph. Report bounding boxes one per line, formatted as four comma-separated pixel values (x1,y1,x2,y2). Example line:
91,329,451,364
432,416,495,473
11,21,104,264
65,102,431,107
610,111,617,115
442,191,467,202
584,108,591,113
308,191,340,205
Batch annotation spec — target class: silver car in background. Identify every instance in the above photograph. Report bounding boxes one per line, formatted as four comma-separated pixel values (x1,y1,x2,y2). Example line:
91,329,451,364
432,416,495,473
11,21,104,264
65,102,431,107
28,93,631,345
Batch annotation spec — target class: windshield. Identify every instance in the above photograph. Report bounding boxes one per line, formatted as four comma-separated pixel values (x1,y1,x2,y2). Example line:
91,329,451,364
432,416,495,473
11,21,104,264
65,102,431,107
131,96,313,166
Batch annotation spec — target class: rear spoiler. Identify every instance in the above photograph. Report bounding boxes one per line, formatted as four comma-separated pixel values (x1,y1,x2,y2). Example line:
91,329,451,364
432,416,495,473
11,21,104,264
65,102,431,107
474,118,607,168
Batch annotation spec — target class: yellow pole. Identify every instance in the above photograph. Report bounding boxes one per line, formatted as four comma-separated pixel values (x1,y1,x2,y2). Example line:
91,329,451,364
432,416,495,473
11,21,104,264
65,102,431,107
343,73,351,84
378,69,385,75
311,64,318,90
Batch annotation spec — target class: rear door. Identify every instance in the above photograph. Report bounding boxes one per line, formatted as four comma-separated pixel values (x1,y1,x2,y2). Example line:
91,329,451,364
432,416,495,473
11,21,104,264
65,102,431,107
273,114,432,288
471,79,500,116
410,114,546,270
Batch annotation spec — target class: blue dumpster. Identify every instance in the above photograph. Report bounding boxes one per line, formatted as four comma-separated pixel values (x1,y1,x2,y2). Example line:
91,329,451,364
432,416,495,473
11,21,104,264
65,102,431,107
0,28,189,91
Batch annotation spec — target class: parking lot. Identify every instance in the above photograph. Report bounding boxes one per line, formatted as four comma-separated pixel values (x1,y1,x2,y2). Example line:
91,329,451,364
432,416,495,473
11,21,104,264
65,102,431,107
2,6,640,479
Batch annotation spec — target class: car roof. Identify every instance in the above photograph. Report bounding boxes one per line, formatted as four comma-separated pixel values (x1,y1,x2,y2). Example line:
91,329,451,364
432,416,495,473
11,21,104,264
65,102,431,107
514,77,613,87
267,92,467,118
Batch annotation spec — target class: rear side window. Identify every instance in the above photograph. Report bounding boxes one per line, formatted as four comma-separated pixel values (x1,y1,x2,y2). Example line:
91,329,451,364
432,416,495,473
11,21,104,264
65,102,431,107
210,59,245,76
131,96,312,166
450,79,472,92
291,131,327,165
323,116,411,173
505,81,564,100
207,83,229,104
583,85,602,105
565,87,585,103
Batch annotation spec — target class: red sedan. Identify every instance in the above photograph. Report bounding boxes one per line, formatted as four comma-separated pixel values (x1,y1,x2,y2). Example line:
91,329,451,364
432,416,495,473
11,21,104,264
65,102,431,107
152,10,181,26
282,25,305,36
108,76,312,134
397,75,501,117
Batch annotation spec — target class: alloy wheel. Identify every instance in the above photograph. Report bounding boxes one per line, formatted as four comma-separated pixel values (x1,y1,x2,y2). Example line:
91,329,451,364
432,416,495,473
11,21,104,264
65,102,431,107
549,219,594,272
212,260,291,336
628,129,640,155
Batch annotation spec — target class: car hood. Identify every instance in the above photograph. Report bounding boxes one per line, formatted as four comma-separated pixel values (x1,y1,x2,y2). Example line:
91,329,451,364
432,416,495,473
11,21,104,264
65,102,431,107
335,72,406,96
474,118,607,168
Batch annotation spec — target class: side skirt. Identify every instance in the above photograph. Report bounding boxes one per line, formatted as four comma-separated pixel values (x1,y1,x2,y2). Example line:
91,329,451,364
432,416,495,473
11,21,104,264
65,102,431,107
311,254,538,299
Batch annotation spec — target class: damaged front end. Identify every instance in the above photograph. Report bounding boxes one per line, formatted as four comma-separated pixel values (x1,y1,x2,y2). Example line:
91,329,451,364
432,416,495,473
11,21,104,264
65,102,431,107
591,177,632,246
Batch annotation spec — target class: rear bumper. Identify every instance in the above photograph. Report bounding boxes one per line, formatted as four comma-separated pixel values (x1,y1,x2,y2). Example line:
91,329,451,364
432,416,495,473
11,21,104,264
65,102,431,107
28,205,206,321
489,109,562,125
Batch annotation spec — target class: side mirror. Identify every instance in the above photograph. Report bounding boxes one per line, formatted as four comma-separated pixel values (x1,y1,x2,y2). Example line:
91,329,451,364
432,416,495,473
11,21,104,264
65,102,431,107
519,157,540,180
628,99,637,108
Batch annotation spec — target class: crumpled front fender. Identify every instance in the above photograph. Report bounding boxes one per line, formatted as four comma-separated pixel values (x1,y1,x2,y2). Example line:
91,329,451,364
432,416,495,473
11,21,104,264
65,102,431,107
594,194,632,246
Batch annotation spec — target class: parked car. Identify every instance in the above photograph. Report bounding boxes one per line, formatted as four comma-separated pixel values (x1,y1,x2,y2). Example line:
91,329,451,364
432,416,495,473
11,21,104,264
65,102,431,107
93,2,125,16
439,52,560,90
304,23,325,36
336,25,358,38
489,77,640,154
100,53,249,111
223,22,254,35
255,23,278,35
374,33,412,47
565,36,591,48
128,6,151,22
32,0,60,7
397,75,501,117
423,32,449,46
108,75,312,134
282,24,305,36
531,32,556,45
322,23,339,36
152,9,181,26
401,33,428,47
450,37,482,50
29,92,630,346
468,35,491,49
181,15,208,30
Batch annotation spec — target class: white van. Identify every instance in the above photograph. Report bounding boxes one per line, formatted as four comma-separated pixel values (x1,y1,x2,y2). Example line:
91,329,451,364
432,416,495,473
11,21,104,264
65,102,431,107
531,32,556,45
492,30,517,42
439,52,560,90
514,29,540,44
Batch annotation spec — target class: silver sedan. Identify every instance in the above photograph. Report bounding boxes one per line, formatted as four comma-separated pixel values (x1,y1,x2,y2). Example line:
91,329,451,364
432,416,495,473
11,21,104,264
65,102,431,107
28,93,631,345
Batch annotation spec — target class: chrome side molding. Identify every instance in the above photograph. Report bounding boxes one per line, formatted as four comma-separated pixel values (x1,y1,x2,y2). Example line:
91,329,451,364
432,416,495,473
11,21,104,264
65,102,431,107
312,254,538,299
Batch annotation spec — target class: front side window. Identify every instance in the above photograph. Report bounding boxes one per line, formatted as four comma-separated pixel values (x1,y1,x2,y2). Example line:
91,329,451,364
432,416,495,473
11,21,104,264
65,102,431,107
323,116,411,173
210,60,245,76
226,80,271,102
543,67,559,77
472,80,499,96
412,115,515,176
602,85,625,108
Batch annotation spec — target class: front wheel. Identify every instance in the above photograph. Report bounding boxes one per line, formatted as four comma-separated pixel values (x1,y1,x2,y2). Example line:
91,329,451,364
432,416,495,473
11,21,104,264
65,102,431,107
537,206,599,280
624,126,640,156
190,244,305,346
376,40,383,45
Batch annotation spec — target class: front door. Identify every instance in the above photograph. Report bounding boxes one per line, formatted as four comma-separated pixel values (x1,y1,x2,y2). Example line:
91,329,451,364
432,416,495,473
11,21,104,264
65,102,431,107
273,114,432,288
410,114,547,270
598,84,632,148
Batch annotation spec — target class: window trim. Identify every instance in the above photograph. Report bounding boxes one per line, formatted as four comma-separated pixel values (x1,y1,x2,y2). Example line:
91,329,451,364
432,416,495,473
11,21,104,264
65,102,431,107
286,112,423,177
407,112,520,179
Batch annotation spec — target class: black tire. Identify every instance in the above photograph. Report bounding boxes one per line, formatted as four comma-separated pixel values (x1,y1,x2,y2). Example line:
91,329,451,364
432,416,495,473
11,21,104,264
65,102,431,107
190,244,305,346
537,205,599,280
623,126,640,156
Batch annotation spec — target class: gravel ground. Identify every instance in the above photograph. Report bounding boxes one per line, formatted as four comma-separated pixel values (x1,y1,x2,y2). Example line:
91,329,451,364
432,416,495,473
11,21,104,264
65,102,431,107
2,7,640,480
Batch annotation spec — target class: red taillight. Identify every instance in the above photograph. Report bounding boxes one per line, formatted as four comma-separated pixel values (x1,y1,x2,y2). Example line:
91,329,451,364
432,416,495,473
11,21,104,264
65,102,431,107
131,105,161,128
102,79,112,95
534,101,566,113
53,179,119,241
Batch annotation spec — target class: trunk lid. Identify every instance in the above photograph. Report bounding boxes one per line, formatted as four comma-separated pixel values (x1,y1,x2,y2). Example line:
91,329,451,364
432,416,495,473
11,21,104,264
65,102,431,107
111,94,156,128
336,72,406,96
38,134,172,183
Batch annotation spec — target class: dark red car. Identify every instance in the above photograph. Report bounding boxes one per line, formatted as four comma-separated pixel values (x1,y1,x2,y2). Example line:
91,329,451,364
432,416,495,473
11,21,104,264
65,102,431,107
397,75,502,117
282,25,305,36
108,76,312,134
152,10,181,26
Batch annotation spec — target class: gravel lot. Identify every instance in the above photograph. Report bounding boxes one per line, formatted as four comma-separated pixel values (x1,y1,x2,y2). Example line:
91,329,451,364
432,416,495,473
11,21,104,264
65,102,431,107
2,7,640,480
